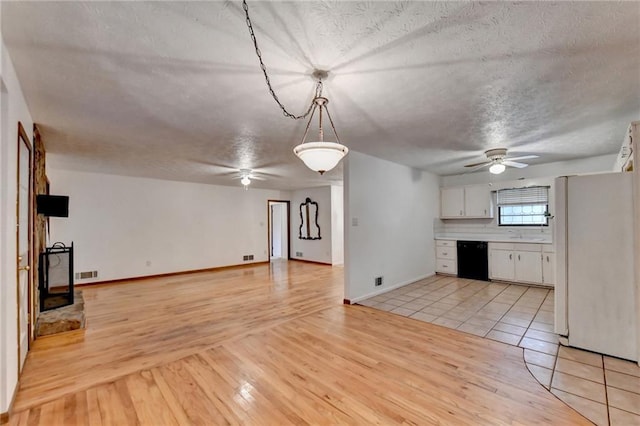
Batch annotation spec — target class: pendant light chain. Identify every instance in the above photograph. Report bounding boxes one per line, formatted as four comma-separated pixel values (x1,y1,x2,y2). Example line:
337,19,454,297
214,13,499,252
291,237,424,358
242,0,321,120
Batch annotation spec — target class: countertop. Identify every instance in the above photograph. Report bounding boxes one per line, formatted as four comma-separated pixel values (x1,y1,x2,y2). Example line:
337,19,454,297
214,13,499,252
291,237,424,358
434,233,552,244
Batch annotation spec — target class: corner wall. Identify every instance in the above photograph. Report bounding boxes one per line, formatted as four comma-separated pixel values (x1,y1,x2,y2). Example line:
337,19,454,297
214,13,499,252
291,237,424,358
46,167,290,283
344,152,440,302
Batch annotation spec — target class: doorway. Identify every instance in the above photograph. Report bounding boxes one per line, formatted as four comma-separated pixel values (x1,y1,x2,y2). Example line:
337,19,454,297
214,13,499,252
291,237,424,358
16,122,33,373
268,200,290,261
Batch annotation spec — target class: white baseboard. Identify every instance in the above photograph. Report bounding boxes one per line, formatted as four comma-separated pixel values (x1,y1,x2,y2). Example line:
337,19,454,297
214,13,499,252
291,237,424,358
349,272,436,303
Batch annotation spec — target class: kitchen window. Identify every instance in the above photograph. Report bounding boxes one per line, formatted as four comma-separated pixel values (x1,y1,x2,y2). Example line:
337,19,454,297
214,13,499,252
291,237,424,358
497,186,549,226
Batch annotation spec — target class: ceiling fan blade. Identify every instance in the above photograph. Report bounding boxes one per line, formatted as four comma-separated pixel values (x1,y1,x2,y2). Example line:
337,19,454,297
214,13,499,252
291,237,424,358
504,155,538,162
503,160,528,168
464,160,491,168
464,162,492,173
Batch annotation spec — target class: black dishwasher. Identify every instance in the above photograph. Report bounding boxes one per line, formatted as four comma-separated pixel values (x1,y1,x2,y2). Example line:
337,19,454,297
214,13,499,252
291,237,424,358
457,241,489,281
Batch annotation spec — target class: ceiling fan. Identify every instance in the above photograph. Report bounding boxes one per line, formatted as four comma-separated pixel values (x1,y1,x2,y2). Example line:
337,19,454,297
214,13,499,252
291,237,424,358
234,169,266,189
464,148,539,174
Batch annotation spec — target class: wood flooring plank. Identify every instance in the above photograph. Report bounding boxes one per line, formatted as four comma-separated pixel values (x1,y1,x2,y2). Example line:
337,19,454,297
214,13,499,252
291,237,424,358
85,388,102,426
125,371,179,426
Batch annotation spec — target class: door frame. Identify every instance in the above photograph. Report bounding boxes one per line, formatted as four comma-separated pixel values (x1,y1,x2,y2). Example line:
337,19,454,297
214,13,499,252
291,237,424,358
267,200,290,261
16,121,34,372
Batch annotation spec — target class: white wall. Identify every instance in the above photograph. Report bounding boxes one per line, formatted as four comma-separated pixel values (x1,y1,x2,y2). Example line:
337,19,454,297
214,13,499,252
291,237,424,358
290,186,334,264
331,185,344,265
345,151,440,302
0,33,34,414
46,167,290,283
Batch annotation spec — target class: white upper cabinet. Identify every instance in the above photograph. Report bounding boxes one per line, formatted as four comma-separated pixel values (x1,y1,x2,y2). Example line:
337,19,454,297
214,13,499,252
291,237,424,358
440,185,493,219
440,187,465,218
464,185,494,218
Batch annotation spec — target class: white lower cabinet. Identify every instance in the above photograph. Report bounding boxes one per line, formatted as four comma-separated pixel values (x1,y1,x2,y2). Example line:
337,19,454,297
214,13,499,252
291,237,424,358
542,245,555,286
435,240,457,275
489,249,515,281
489,242,552,286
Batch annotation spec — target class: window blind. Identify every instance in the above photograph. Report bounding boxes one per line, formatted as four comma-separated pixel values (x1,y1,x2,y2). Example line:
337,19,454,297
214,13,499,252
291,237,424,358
496,186,549,206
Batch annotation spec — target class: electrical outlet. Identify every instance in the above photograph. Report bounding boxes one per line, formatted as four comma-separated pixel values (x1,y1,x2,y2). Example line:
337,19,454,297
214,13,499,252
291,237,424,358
374,276,383,286
296,251,303,257
243,255,249,261
248,255,254,260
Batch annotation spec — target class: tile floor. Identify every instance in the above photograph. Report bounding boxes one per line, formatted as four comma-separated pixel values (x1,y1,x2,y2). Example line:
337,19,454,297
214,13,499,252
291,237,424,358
358,274,640,426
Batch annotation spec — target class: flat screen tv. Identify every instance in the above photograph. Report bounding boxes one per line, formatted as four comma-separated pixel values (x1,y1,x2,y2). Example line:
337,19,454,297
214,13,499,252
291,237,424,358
36,195,69,217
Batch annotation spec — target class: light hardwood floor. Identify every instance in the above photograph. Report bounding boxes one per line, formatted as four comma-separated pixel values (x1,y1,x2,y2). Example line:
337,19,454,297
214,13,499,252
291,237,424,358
9,261,589,425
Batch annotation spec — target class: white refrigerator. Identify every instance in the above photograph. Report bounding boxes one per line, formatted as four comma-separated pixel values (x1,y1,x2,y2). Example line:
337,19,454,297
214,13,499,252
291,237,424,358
554,173,637,361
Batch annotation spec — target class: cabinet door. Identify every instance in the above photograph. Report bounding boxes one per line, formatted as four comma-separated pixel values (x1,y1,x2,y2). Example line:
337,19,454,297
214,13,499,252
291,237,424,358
490,250,515,281
515,251,543,284
542,252,555,286
440,187,464,218
464,185,493,218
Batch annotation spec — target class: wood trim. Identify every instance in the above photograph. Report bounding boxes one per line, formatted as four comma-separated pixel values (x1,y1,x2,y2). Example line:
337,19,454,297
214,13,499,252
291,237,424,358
75,261,270,288
290,258,332,266
16,121,34,376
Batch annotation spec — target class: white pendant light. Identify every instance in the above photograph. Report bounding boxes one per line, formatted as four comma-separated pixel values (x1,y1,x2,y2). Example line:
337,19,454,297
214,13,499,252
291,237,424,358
293,96,348,175
242,1,348,174
489,163,506,174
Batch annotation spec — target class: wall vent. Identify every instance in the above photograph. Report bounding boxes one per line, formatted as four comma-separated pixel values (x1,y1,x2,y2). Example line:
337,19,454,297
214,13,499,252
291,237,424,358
75,271,98,280
243,255,249,261
248,255,254,260
374,276,383,286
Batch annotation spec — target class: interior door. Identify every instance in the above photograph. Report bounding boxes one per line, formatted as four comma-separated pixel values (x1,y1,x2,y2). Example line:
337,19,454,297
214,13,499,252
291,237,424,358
268,200,290,261
17,122,33,372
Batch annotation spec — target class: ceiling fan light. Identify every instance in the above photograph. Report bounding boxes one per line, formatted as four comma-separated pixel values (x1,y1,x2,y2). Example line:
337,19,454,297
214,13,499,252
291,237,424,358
293,141,348,175
240,176,251,186
489,163,506,174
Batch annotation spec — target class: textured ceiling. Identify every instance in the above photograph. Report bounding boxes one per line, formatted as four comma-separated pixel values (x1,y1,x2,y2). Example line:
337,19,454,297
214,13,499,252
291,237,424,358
2,1,639,190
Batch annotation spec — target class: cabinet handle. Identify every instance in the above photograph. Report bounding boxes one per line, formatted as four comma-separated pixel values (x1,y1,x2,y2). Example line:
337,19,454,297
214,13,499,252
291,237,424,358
546,255,549,262
509,254,512,260
443,264,448,268
518,254,521,261
460,210,463,216
484,209,487,215
443,252,448,256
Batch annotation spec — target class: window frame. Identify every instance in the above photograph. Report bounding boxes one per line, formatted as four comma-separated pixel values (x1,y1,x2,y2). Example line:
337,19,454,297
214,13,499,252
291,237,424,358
496,186,550,227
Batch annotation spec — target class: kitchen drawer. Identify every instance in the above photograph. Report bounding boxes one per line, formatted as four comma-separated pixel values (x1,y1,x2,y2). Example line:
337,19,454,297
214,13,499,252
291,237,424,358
436,259,457,274
542,244,554,253
436,240,456,248
490,242,514,250
436,246,456,260
516,243,543,252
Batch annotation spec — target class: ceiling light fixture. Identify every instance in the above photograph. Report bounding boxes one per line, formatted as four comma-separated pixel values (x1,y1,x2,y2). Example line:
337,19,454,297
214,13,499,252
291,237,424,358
240,169,252,189
489,163,506,174
489,163,507,175
242,0,348,175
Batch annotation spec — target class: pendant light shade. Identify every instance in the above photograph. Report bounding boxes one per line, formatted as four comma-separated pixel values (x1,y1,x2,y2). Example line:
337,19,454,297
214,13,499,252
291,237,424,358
489,163,506,174
294,142,348,175
293,96,348,175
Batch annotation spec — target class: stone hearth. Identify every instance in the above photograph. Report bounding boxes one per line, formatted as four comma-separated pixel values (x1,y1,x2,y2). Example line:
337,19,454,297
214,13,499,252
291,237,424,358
35,290,86,337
